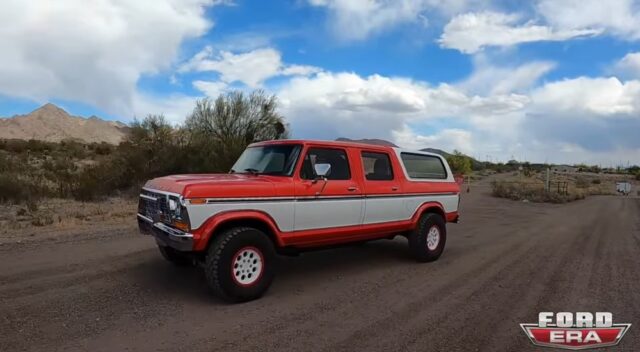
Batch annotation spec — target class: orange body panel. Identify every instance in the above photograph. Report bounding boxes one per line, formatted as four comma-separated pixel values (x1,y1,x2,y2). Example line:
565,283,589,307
144,140,460,251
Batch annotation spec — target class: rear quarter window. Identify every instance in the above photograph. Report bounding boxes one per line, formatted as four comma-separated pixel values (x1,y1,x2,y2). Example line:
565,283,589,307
400,153,447,179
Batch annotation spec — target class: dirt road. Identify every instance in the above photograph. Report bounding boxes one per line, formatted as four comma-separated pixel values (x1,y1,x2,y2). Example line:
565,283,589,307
1,182,639,352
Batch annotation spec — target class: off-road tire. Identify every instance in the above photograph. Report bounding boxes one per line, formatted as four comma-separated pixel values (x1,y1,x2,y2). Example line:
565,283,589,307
408,213,447,262
158,245,193,266
204,227,276,302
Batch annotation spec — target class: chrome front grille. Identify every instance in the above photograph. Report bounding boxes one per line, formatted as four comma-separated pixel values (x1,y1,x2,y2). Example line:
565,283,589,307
138,190,165,223
138,189,182,225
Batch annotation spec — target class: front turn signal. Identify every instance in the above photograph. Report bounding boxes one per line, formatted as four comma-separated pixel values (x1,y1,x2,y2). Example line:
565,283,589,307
173,220,190,232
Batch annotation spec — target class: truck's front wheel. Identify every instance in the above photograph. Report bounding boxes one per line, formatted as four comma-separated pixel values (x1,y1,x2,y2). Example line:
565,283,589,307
408,213,447,262
204,227,276,302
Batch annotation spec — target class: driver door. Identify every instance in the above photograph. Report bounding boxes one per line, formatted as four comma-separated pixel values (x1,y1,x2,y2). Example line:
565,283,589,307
293,147,363,231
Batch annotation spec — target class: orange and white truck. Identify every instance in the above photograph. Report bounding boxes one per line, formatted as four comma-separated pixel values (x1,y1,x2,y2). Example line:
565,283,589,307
138,140,460,301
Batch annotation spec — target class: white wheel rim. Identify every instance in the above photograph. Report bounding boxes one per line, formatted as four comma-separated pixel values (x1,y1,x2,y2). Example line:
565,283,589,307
232,247,263,286
426,226,440,251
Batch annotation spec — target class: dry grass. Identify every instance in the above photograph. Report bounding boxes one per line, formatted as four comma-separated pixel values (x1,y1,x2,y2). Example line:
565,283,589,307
0,197,137,237
491,171,620,203
491,181,584,203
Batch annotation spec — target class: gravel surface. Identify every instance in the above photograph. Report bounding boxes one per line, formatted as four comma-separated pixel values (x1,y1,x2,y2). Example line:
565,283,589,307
1,181,639,351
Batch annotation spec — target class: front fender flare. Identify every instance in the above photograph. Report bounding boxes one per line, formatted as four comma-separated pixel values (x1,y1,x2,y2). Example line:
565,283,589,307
191,210,284,251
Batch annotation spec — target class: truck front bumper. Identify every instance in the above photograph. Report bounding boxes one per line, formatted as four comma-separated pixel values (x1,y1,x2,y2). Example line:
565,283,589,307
137,214,193,252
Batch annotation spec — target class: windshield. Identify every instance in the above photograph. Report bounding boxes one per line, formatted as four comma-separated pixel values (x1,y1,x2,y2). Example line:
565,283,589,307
230,144,301,176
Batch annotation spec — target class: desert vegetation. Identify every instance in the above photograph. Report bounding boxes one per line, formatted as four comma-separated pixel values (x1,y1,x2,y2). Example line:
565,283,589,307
2,89,638,208
445,150,473,175
0,90,288,204
490,171,622,203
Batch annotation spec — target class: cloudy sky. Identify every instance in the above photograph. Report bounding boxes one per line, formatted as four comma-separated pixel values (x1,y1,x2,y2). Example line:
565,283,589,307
1,0,640,165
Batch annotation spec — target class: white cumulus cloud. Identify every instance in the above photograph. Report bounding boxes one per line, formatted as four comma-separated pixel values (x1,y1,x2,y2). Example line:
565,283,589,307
439,11,601,53
531,77,640,116
192,80,229,98
308,0,430,41
537,0,640,40
131,92,199,124
180,47,322,87
308,0,484,41
0,0,218,118
459,57,556,95
613,52,640,79
277,71,530,151
392,126,474,153
276,63,640,164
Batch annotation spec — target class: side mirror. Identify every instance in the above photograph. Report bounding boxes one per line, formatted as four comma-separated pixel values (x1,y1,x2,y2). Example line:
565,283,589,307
314,163,331,179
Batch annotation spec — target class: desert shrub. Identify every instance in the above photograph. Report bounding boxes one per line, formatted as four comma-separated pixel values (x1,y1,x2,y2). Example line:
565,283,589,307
591,179,601,184
31,215,54,227
71,165,110,201
575,177,590,188
0,152,15,172
446,150,472,175
0,174,50,203
88,142,114,156
491,180,585,204
0,139,29,153
112,114,180,187
58,139,88,159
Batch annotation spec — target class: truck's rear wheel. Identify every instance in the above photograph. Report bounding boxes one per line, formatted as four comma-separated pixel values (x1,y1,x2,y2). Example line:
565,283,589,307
158,245,193,266
204,227,275,302
408,213,446,262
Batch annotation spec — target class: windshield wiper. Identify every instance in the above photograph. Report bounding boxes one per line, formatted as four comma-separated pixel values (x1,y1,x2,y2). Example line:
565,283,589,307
244,168,260,175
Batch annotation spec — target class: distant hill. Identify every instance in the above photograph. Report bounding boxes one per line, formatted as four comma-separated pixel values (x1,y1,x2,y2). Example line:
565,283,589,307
420,147,452,158
0,103,128,144
421,147,485,169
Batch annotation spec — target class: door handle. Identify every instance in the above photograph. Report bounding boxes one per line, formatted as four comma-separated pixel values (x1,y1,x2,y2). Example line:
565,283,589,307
347,186,358,192
391,186,399,191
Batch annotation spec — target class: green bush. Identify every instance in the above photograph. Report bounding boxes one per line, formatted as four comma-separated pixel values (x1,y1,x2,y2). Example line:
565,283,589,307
446,150,472,175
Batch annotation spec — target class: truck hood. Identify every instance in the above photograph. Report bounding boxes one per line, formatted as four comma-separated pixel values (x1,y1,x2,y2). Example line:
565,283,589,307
144,174,281,198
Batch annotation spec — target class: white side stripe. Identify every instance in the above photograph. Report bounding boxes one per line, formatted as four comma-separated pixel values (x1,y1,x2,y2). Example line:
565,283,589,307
185,194,459,231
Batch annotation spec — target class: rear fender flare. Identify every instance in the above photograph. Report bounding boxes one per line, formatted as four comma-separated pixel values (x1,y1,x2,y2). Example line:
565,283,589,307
411,202,446,225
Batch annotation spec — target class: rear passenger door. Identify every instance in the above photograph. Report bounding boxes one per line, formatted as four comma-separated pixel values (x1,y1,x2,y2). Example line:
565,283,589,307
293,147,363,231
360,151,405,224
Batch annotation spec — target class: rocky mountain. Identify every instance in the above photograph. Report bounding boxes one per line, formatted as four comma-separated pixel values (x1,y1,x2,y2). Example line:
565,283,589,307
0,103,128,144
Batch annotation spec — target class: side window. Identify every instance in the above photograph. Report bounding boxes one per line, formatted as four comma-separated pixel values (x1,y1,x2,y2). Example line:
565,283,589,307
400,153,447,179
361,152,394,181
300,148,351,180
